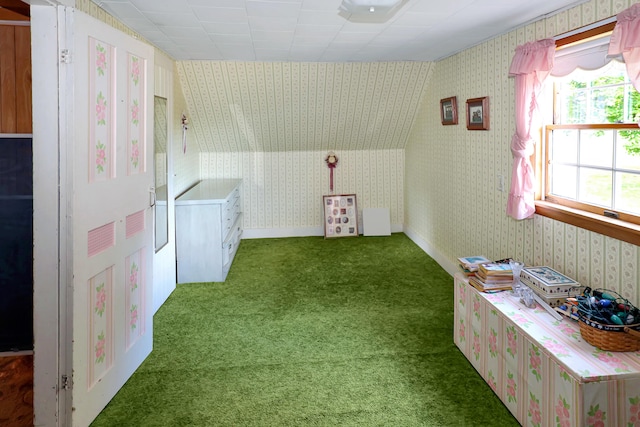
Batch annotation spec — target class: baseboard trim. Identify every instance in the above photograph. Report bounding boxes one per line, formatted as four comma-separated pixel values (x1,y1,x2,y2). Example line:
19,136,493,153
242,227,323,239
242,224,404,239
403,226,457,277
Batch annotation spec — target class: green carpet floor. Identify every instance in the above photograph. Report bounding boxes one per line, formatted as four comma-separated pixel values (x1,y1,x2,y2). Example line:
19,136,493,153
91,233,519,426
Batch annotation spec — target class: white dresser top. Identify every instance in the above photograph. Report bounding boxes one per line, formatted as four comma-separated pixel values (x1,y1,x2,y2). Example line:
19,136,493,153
175,179,241,205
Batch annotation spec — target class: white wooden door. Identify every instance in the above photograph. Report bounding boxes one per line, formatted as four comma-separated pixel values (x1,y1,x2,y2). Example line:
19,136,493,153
69,10,154,426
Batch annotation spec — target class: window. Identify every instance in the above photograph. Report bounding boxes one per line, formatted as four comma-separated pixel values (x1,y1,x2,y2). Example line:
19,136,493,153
537,23,640,245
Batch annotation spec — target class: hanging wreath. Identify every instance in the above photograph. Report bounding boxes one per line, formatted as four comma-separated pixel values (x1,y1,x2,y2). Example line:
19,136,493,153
325,151,338,192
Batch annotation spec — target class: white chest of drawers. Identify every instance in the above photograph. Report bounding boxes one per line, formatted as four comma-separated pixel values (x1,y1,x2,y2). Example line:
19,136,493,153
175,179,242,283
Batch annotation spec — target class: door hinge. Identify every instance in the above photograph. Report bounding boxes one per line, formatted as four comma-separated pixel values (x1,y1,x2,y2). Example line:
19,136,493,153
61,374,71,390
60,49,71,64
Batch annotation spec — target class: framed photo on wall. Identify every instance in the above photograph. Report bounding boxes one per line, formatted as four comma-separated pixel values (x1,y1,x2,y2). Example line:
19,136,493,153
466,97,490,130
323,194,358,238
440,96,458,125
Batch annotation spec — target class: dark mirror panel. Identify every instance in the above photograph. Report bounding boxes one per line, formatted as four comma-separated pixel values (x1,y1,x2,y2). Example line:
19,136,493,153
0,137,33,352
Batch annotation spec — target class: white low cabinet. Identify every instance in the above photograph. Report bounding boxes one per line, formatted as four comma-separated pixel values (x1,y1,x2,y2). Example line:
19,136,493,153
175,179,242,283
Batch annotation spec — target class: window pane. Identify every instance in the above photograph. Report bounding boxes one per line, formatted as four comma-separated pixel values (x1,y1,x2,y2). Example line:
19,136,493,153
553,61,637,125
593,86,623,123
622,84,640,123
580,129,612,168
556,82,586,123
616,130,640,171
579,167,612,207
551,164,577,198
552,129,578,164
615,172,640,214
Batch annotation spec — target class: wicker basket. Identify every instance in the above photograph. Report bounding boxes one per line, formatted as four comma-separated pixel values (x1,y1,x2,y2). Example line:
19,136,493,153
578,316,640,352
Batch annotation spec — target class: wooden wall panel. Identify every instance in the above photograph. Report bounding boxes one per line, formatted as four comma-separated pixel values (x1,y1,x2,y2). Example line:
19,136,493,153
0,354,33,427
0,24,31,134
14,26,31,133
0,25,16,132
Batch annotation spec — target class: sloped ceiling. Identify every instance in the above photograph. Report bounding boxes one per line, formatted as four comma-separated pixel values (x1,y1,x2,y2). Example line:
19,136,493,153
177,61,433,153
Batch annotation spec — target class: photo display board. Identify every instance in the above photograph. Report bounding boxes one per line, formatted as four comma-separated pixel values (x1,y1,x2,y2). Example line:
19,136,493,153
323,194,358,238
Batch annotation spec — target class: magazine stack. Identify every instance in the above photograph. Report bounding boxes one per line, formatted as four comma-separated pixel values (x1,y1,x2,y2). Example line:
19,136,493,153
467,261,513,292
457,255,490,277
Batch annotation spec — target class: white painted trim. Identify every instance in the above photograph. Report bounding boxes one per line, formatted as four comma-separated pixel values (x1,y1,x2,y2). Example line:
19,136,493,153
32,4,63,426
0,350,34,357
403,226,457,277
0,21,30,26
0,134,33,138
152,59,177,314
241,224,403,239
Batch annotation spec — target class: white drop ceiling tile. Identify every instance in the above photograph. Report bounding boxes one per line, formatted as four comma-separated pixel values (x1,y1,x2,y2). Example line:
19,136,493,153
332,32,377,43
252,31,294,43
216,43,257,59
249,16,297,32
144,12,201,27
179,49,224,60
392,11,446,26
294,24,342,35
170,36,217,49
131,0,190,13
202,22,251,35
405,0,473,13
339,20,392,32
186,0,239,7
301,0,342,11
246,1,301,18
160,26,209,39
292,38,334,47
298,10,346,25
190,6,248,23
256,0,302,3
293,33,337,44
380,25,427,38
209,33,253,44
255,49,292,61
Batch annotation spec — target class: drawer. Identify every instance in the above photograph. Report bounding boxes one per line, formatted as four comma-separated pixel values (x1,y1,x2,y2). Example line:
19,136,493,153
222,214,243,268
222,193,240,226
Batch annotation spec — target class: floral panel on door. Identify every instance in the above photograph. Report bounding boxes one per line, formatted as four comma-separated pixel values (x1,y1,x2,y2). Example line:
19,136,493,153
89,38,114,183
88,266,114,389
125,248,145,349
127,54,146,175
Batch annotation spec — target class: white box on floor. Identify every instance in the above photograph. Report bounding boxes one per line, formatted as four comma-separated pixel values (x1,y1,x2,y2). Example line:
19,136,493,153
362,208,391,236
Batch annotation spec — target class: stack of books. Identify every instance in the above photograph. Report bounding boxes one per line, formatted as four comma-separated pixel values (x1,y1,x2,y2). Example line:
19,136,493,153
468,262,513,292
457,255,491,277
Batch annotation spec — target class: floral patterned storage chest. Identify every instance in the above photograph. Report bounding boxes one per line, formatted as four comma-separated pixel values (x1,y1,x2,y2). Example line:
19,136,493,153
454,273,640,427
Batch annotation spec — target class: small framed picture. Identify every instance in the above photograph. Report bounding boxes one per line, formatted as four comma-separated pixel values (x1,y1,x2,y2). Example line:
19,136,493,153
440,96,458,125
466,97,489,130
323,194,358,238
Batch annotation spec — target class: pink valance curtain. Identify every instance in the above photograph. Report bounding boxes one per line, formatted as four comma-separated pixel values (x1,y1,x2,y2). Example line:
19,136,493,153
609,4,640,100
506,38,555,220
